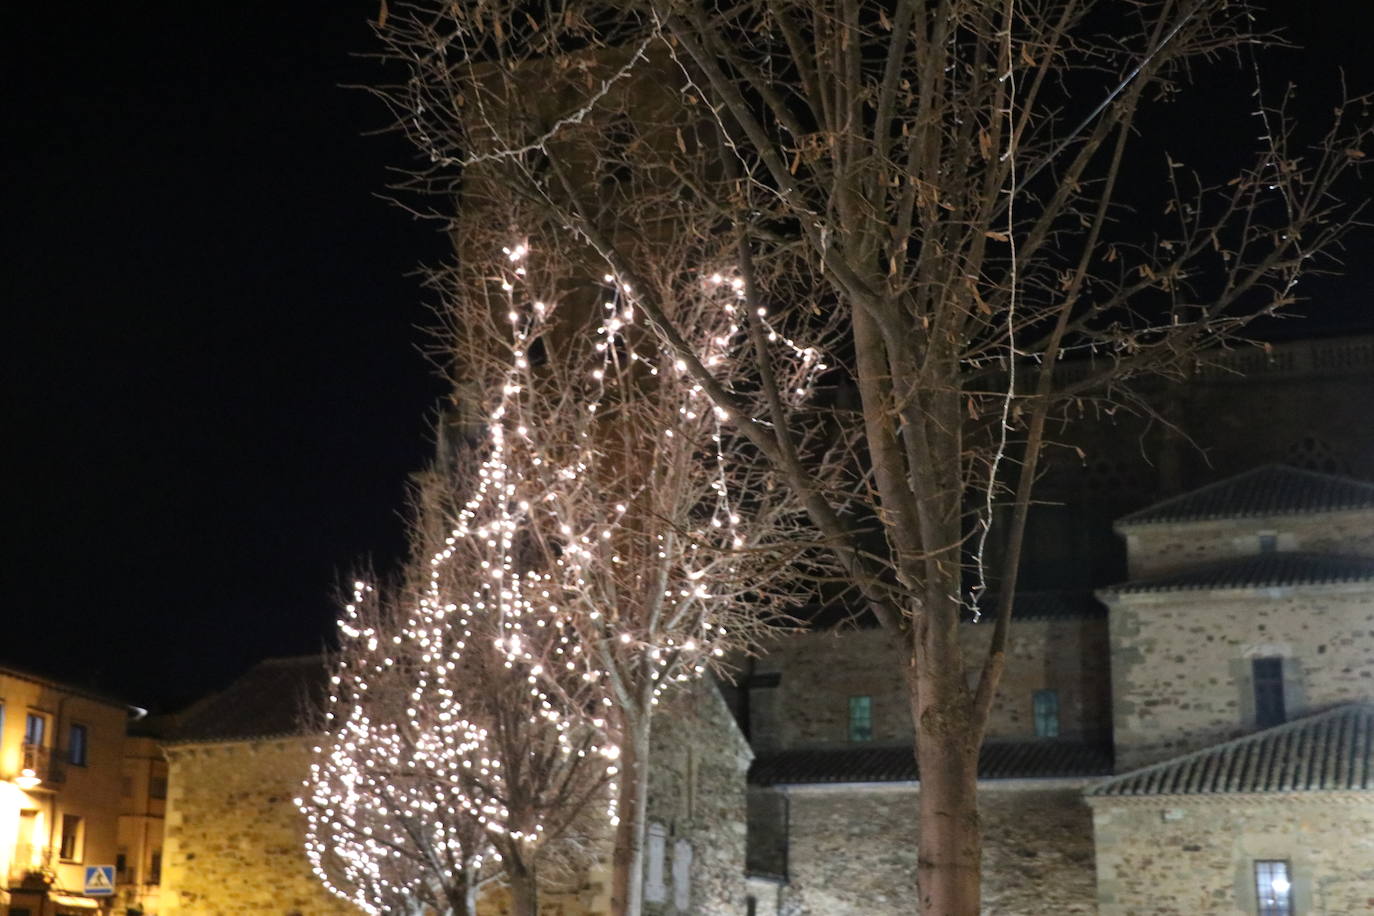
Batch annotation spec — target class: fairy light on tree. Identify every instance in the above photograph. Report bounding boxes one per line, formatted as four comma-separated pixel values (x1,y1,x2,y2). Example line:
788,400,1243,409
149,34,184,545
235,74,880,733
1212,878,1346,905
370,2,1372,912
301,429,620,916
437,231,820,915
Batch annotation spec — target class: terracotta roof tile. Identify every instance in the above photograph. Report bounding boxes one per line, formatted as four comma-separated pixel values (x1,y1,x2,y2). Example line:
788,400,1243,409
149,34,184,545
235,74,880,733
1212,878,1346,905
171,656,327,744
1088,704,1374,798
1117,465,1374,528
749,740,1112,786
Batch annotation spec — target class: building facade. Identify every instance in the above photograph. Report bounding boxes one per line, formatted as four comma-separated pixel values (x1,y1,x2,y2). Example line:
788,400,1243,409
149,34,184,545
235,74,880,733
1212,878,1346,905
0,666,138,916
737,462,1374,914
157,657,751,915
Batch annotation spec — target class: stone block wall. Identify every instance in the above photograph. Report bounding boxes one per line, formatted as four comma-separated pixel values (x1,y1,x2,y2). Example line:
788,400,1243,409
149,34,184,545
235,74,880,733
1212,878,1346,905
1122,510,1374,579
771,782,1096,915
162,682,748,916
642,681,752,916
1090,797,1374,914
747,617,1110,751
1106,588,1374,769
162,739,359,916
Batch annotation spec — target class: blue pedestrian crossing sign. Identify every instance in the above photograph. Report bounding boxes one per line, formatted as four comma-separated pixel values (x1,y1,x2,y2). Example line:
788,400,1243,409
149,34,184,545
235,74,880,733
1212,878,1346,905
84,865,115,896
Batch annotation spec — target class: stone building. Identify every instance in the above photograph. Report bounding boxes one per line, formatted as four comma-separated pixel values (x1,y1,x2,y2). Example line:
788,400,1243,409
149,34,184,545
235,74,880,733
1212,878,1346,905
1086,465,1374,913
739,461,1374,914
157,656,750,915
738,599,1112,914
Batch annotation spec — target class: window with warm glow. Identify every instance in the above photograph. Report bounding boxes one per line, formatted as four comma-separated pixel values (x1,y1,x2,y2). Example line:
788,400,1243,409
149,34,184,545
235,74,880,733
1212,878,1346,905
1254,860,1293,916
59,814,82,862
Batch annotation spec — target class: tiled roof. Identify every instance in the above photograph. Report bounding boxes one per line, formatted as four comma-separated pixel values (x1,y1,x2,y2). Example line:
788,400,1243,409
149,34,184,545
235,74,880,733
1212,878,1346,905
171,656,328,744
1117,464,1374,528
1088,704,1374,798
1100,552,1374,596
811,591,1104,628
966,591,1105,623
749,741,1112,787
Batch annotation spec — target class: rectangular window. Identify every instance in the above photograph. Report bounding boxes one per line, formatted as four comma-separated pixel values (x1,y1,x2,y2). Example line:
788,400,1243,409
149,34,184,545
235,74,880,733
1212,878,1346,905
1254,860,1293,915
1253,658,1287,728
59,814,82,862
150,775,168,799
1033,689,1061,738
149,849,162,885
644,823,667,903
68,724,88,766
1258,533,1278,553
848,696,873,742
25,713,46,747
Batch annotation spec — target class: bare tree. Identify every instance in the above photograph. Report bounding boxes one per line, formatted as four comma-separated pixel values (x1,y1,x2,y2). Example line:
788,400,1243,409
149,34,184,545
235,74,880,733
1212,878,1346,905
300,579,499,916
429,221,819,915
301,447,616,916
370,1,1370,912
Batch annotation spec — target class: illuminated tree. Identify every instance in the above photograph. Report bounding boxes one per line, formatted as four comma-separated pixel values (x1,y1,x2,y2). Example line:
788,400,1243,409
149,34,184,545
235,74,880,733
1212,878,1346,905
435,227,819,914
370,1,1372,911
300,578,499,916
301,448,618,916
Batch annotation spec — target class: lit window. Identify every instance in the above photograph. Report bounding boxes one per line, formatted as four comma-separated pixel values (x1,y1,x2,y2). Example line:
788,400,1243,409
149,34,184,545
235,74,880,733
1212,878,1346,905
68,724,88,766
1252,658,1286,728
1033,689,1060,738
1254,860,1293,915
59,814,82,862
848,696,873,742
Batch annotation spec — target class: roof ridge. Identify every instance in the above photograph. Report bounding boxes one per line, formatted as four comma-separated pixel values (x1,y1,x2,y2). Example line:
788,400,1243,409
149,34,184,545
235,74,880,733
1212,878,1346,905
1087,703,1374,797
1117,463,1374,528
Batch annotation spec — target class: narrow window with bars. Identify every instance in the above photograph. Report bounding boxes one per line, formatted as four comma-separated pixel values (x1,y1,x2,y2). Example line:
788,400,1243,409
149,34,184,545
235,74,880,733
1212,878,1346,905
1252,658,1287,728
1254,860,1293,915
848,696,873,742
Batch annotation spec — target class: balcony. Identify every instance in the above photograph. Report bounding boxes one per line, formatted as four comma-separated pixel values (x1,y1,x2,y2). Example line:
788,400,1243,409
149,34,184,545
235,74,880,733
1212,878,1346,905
8,842,55,886
21,743,66,787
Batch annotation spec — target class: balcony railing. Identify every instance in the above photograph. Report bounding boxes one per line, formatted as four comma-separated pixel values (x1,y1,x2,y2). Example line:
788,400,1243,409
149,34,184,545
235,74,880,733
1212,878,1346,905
21,742,66,786
9,842,55,886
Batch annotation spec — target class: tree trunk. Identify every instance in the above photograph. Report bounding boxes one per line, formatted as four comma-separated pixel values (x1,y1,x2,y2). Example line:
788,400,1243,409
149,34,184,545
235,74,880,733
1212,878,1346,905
912,664,983,916
443,871,478,916
610,716,653,916
507,859,538,916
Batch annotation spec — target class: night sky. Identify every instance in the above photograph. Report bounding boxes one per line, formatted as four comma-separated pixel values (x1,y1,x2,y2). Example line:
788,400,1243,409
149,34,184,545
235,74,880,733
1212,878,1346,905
4,2,1373,712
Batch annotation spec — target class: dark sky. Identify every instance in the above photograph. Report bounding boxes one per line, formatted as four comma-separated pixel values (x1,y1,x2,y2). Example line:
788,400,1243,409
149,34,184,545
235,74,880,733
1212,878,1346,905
4,2,1372,711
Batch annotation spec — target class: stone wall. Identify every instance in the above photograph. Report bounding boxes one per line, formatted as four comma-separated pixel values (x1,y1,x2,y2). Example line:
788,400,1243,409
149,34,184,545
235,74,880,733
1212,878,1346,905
1122,510,1374,579
747,617,1110,751
161,682,748,916
1090,796,1374,914
767,782,1096,915
1105,587,1374,769
162,738,359,916
642,681,752,916
1104,585,1374,769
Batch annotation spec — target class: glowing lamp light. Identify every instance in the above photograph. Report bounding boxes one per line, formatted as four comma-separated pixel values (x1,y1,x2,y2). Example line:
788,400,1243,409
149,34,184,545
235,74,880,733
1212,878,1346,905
14,769,41,790
1270,875,1291,896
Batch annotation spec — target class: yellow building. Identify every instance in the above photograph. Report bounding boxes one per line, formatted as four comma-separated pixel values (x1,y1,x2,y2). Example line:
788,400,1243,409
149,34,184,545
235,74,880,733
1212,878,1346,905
115,732,168,916
1,666,140,916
